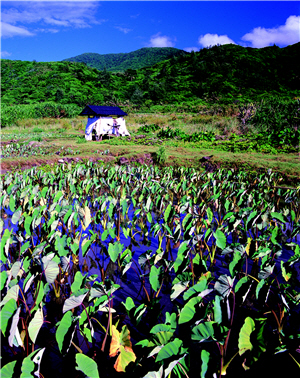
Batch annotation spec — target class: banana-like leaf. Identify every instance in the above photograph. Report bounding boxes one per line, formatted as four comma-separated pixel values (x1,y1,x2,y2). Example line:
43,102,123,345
75,354,100,378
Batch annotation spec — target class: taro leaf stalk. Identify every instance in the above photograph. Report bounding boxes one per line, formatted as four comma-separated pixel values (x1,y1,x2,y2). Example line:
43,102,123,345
213,274,236,376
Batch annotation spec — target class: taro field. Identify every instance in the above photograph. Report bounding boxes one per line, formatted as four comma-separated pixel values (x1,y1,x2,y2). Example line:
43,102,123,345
0,162,300,378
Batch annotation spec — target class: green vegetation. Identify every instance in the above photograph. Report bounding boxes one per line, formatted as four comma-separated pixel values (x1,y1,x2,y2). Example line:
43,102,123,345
62,47,187,71
2,43,299,116
1,163,299,377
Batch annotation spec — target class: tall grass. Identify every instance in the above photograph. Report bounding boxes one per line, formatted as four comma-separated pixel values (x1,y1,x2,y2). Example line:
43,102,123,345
1,102,81,127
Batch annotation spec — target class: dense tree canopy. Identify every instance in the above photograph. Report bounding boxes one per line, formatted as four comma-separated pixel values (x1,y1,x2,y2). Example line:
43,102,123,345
62,47,187,72
1,43,299,108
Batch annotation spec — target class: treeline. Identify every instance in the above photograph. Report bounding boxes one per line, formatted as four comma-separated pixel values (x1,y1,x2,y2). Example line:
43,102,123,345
1,43,300,110
62,47,187,72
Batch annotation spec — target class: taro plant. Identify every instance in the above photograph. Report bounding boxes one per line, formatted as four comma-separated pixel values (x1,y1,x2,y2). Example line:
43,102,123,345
0,162,299,377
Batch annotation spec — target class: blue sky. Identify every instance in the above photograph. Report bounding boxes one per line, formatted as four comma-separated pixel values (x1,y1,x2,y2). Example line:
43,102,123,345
1,1,299,61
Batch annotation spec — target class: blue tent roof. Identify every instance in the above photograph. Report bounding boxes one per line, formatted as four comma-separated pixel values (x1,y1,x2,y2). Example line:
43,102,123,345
79,105,128,117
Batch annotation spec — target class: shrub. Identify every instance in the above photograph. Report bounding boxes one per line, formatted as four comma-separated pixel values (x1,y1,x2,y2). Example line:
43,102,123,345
76,137,87,144
153,146,167,165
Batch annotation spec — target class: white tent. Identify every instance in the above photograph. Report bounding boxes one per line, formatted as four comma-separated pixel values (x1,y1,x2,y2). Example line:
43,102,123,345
85,116,130,141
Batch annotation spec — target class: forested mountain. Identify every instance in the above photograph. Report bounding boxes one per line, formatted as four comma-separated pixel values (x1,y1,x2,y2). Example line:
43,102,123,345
62,47,187,71
1,43,299,108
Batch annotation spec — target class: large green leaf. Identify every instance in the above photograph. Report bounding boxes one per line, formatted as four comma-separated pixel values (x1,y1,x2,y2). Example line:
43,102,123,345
56,311,77,355
149,265,163,292
214,275,234,299
183,279,208,301
170,281,189,301
71,271,87,293
0,284,19,307
164,204,174,224
155,338,183,363
108,242,124,263
270,212,285,223
0,361,17,378
0,228,12,263
55,234,69,257
11,208,22,225
0,270,8,291
9,195,16,212
178,296,202,324
229,251,243,277
200,349,210,378
0,298,17,336
238,317,255,355
42,255,59,284
192,322,215,342
20,348,45,378
28,306,44,343
75,354,100,378
24,215,33,236
109,325,136,372
214,229,226,249
32,281,44,312
213,295,222,324
63,289,88,313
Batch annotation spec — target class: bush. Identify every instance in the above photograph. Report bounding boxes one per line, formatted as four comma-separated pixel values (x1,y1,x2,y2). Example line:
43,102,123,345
1,103,82,127
153,146,167,165
76,137,87,144
250,97,300,146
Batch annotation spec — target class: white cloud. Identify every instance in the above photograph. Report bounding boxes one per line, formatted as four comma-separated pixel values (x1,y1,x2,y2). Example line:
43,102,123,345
115,26,132,34
198,33,236,48
1,51,12,58
1,1,103,37
130,14,140,19
33,28,59,34
184,47,200,52
148,33,175,48
241,15,300,48
1,21,35,38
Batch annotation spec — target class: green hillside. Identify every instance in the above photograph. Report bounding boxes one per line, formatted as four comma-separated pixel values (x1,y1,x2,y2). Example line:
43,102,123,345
62,47,187,71
1,43,299,108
